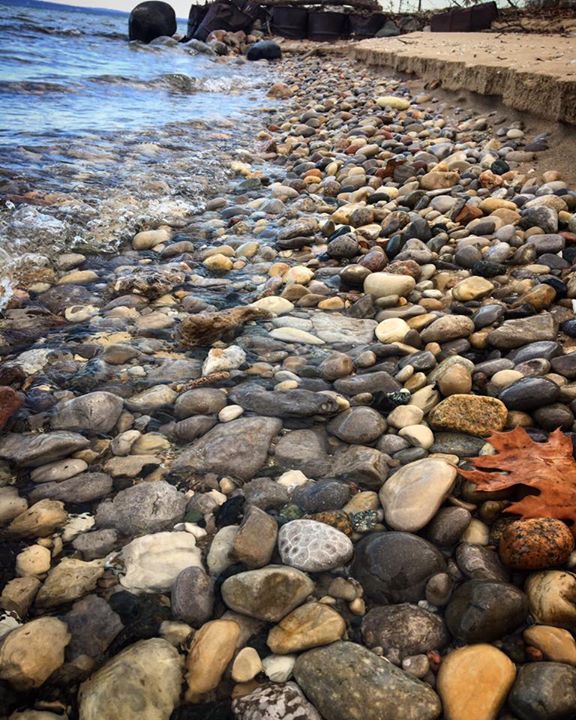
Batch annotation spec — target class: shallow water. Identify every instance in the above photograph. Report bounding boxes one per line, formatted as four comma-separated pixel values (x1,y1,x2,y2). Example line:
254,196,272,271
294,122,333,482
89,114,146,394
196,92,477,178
0,0,272,308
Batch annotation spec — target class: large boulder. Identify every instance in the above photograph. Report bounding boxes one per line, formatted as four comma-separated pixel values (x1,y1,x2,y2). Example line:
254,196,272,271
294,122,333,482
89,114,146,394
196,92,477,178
247,41,282,61
129,1,176,44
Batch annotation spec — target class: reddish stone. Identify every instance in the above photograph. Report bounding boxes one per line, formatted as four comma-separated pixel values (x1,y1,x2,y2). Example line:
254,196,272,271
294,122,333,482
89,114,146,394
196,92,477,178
0,386,23,431
455,204,484,225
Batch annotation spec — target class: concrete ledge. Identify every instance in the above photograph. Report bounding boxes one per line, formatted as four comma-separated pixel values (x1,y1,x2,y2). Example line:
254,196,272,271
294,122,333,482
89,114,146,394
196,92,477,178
353,32,576,125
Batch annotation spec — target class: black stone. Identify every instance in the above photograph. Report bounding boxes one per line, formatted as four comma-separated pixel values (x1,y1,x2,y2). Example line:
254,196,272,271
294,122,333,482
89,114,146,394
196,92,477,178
498,377,561,411
491,159,510,175
292,479,351,513
508,662,576,720
215,495,245,529
445,580,528,643
351,532,447,603
247,41,282,61
129,1,176,43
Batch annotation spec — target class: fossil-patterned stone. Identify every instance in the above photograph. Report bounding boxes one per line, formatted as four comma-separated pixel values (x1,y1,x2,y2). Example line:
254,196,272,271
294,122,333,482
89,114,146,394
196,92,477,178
232,682,322,720
278,519,353,572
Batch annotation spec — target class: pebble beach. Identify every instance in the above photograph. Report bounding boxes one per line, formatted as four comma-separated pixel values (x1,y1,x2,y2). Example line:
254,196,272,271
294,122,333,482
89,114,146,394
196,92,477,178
1,29,576,720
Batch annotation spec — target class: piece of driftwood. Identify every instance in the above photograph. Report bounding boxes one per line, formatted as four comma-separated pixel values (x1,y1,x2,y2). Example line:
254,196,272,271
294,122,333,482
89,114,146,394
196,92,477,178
256,0,381,12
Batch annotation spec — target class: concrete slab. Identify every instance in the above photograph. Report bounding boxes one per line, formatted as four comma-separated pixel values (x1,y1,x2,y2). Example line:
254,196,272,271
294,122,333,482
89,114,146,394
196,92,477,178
353,32,576,125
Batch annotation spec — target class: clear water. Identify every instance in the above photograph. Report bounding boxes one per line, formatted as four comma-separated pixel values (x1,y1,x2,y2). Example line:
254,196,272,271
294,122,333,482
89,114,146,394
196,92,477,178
0,0,272,309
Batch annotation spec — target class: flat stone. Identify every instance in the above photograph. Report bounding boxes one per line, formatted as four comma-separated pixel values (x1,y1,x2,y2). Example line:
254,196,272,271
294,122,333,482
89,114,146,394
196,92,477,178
267,602,346,654
351,532,447,603
175,388,227,419
428,395,507,436
125,385,178,413
230,386,338,418
29,471,113,504
79,638,182,720
51,392,123,434
364,272,416,299
294,641,441,720
311,313,377,344
420,316,475,344
172,417,282,481
278,519,353,572
0,432,89,468
334,370,400,396
221,565,314,622
379,458,457,532
362,604,448,656
96,480,187,536
30,458,88,484
498,377,560,411
120,531,202,593
438,644,516,720
487,313,557,350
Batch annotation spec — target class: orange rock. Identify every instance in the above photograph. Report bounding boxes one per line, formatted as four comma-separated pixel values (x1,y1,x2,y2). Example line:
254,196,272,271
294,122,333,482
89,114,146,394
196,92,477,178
0,387,22,430
499,518,575,570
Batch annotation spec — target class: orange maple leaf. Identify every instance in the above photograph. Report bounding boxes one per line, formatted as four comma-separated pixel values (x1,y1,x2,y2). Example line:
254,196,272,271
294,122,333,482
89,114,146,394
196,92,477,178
459,427,576,535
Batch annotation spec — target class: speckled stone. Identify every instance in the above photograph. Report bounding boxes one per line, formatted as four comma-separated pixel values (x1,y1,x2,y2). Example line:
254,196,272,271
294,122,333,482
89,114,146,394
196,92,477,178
294,641,441,720
232,682,322,720
499,518,574,570
428,394,507,436
278,519,353,572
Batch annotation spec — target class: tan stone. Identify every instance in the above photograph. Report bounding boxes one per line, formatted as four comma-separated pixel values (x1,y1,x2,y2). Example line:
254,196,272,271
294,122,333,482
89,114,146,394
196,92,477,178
16,545,51,577
438,644,516,720
267,602,346,654
35,558,104,609
479,198,518,212
523,625,576,665
526,571,576,629
0,617,70,689
438,364,472,396
185,619,241,701
420,170,460,190
8,500,68,538
203,254,233,272
0,577,41,617
343,491,379,514
231,647,262,682
132,226,171,250
452,276,494,302
429,394,507,436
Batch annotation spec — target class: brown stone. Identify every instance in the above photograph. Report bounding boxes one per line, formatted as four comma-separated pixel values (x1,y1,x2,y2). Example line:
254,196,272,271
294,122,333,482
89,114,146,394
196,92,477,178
429,395,507,436
438,644,516,720
515,284,557,311
185,619,240,702
523,625,576,665
0,387,22,430
499,518,574,570
267,602,346,654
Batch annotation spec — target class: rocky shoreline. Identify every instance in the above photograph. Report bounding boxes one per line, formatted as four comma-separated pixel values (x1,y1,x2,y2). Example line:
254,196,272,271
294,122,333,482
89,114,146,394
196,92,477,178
1,51,576,720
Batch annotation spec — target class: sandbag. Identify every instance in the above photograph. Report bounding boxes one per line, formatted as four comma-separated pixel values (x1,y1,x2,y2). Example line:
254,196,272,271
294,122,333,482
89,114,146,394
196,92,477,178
271,5,308,39
193,1,255,41
348,13,386,38
187,3,210,39
307,10,347,41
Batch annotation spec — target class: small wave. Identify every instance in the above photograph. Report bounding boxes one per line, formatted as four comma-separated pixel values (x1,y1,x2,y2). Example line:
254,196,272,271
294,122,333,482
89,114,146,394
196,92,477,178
0,80,75,95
